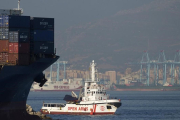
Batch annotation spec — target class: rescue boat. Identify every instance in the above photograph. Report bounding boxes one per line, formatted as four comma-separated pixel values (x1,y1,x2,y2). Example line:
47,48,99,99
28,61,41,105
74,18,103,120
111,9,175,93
40,60,121,115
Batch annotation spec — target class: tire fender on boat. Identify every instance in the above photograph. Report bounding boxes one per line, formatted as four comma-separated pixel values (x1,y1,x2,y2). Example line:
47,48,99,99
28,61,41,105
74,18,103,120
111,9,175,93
90,108,93,115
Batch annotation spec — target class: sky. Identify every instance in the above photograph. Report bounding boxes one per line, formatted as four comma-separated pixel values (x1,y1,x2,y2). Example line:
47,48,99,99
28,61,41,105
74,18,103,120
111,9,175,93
0,0,153,30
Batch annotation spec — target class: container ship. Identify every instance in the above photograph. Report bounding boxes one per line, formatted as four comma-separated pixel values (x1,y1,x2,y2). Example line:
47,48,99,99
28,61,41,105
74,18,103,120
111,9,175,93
32,79,83,91
0,2,58,120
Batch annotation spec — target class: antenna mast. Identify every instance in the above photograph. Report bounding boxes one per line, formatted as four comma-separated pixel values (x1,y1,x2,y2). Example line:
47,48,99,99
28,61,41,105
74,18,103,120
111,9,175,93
14,0,23,14
18,0,20,10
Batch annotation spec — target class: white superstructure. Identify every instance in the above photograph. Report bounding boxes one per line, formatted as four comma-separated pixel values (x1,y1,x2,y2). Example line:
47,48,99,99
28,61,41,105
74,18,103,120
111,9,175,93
41,60,121,115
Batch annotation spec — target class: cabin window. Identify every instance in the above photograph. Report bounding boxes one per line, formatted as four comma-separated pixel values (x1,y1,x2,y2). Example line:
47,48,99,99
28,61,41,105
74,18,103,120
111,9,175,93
51,104,56,107
60,104,64,107
57,104,60,107
94,91,95,94
100,92,102,94
44,104,47,107
48,104,50,107
107,106,112,109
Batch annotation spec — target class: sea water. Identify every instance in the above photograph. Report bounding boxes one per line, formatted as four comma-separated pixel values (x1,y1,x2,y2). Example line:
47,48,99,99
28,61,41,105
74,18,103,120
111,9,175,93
27,91,180,120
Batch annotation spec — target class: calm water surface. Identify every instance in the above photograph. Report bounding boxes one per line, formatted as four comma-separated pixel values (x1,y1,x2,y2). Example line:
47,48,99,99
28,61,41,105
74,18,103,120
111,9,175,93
27,91,180,120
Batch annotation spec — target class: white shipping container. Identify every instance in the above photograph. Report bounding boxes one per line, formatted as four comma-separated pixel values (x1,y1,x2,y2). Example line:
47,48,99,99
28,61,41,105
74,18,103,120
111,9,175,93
10,10,21,15
0,9,10,15
0,9,21,15
0,31,9,40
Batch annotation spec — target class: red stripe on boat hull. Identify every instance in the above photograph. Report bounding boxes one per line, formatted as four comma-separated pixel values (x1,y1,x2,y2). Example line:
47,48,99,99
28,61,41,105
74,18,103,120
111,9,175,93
33,89,81,92
41,111,115,115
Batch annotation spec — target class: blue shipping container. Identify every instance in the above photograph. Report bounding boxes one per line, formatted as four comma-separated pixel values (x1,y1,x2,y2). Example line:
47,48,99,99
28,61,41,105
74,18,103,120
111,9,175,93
9,15,30,28
9,28,30,42
0,15,9,27
9,28,30,32
19,31,29,42
30,17,54,29
30,42,54,54
30,30,54,42
9,31,30,42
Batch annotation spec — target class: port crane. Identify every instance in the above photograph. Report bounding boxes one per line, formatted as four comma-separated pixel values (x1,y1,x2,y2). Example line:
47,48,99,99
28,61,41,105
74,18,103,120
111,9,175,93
138,50,180,86
171,50,180,85
49,59,68,81
140,51,150,86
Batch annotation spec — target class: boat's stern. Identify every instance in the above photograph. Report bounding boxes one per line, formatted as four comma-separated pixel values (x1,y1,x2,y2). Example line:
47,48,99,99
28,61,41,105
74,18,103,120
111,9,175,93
41,103,66,114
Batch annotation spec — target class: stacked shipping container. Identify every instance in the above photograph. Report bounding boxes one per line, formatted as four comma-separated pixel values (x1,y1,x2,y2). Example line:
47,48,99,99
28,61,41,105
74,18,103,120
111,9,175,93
0,15,30,65
0,11,55,66
30,17,54,54
8,15,30,65
0,15,9,65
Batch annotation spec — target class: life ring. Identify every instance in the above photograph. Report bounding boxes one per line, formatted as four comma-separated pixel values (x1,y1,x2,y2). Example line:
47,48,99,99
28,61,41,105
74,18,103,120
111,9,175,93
118,99,121,101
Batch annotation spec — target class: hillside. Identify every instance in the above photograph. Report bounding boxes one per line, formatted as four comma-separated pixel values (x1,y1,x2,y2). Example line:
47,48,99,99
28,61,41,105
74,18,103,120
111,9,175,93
55,0,180,72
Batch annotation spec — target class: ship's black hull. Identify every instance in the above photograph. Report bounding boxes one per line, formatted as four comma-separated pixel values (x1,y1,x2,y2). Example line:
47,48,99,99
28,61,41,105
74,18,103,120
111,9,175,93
0,56,59,120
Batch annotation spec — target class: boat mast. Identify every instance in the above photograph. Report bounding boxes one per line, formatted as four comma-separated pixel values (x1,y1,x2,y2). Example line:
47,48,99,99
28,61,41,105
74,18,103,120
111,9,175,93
18,0,20,10
90,60,96,82
14,0,23,15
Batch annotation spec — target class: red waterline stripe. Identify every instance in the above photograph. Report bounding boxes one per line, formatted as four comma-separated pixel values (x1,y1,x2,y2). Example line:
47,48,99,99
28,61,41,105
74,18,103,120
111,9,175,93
33,89,81,92
41,111,115,115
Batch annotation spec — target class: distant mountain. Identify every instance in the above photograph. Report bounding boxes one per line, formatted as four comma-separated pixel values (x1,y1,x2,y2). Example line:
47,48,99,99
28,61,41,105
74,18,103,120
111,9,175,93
55,0,180,72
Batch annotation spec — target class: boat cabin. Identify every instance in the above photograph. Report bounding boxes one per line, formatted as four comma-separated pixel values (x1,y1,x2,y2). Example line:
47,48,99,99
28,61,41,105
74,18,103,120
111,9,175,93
83,81,109,101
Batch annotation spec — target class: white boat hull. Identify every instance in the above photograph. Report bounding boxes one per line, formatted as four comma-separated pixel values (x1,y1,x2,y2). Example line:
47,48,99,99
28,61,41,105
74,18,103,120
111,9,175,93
41,103,117,115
